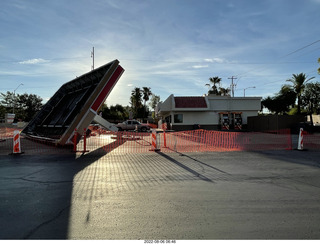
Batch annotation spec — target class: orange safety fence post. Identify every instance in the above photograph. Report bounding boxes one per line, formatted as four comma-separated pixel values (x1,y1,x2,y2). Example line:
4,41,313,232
210,131,214,149
83,128,89,153
286,128,292,150
230,132,233,150
83,128,87,152
73,129,78,152
220,131,223,149
212,131,216,149
233,132,237,150
200,130,205,152
201,130,205,151
162,123,167,148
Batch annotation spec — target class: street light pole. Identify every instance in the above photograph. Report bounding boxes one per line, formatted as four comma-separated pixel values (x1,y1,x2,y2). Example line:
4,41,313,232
244,86,256,97
13,83,23,114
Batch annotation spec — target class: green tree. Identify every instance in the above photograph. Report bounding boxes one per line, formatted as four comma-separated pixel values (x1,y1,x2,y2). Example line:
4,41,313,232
286,73,315,114
206,76,221,95
149,94,161,119
100,104,110,119
101,104,128,122
277,85,296,111
0,105,6,122
218,87,231,96
0,92,42,121
262,96,280,114
142,87,152,107
0,91,14,109
17,93,43,121
130,87,143,118
149,94,160,111
262,85,296,114
142,87,152,121
318,58,320,74
301,82,320,114
206,77,231,96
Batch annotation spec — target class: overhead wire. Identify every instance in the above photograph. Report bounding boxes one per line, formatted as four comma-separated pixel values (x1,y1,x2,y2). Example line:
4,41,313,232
234,39,320,89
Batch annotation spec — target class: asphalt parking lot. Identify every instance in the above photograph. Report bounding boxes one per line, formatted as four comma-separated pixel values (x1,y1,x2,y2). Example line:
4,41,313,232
1,149,320,240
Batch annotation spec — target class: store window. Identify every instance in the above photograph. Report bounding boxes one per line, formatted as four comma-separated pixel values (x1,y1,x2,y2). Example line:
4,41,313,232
174,114,183,123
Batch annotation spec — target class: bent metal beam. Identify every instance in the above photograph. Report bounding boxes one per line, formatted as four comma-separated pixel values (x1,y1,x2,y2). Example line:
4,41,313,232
22,59,124,146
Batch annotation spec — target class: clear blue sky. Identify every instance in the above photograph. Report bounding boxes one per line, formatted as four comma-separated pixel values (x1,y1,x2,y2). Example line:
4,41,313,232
1,0,319,106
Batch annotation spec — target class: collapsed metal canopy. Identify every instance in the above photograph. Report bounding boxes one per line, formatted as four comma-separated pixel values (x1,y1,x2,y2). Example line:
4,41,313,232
22,59,124,145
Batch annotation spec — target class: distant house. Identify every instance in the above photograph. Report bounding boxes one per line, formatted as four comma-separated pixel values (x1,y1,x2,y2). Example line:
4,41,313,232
156,94,262,131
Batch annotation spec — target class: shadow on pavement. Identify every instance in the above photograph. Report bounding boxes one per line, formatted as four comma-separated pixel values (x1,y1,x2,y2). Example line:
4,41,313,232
2,138,320,239
0,138,127,239
156,151,214,183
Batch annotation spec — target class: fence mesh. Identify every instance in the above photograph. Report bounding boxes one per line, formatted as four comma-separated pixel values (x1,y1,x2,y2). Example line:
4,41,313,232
304,131,320,150
1,127,320,156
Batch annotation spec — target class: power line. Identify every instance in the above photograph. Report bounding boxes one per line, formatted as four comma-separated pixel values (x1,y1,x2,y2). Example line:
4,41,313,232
236,39,320,78
279,39,320,59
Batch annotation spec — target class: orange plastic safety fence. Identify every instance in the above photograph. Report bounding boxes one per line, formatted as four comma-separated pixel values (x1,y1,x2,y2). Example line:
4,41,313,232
0,128,73,155
75,129,150,154
0,127,307,155
303,131,320,150
157,129,292,152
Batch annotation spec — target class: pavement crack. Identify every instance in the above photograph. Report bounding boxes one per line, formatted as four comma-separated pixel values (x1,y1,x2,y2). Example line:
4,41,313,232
21,178,73,184
23,168,46,178
3,177,73,184
23,205,70,239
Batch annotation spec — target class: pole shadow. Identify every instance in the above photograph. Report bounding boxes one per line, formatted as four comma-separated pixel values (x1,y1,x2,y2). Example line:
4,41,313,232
155,151,214,183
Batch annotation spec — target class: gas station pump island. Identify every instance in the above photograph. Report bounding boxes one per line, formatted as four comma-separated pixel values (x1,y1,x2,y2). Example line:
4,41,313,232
219,112,243,130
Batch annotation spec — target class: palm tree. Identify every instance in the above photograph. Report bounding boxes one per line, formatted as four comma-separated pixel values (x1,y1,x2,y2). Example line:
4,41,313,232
142,87,152,107
141,87,152,121
207,76,221,95
218,87,231,96
286,73,314,114
130,87,142,118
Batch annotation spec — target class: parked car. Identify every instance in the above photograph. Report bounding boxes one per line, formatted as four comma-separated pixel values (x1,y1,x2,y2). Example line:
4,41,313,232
116,120,150,132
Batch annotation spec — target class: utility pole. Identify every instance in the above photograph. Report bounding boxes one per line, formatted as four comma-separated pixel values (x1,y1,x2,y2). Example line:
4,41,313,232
91,47,94,70
228,76,237,97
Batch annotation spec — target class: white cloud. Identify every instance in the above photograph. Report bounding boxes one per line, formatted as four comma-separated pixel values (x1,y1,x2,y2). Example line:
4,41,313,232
213,58,226,63
204,58,226,63
204,58,213,63
19,58,49,64
192,65,209,69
